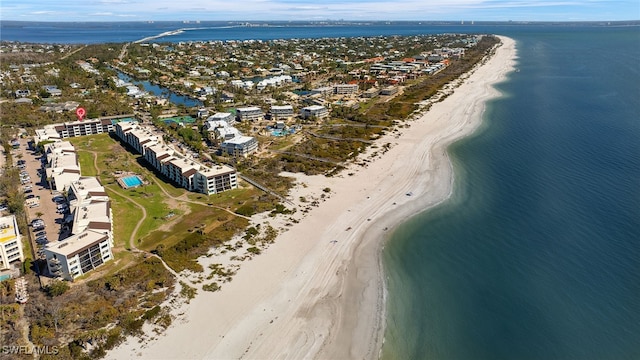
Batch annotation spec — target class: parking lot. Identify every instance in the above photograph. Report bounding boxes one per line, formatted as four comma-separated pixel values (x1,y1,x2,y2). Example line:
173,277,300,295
16,137,68,260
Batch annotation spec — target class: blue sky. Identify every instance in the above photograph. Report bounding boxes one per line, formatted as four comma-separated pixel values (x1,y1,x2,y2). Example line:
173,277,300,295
2,0,639,22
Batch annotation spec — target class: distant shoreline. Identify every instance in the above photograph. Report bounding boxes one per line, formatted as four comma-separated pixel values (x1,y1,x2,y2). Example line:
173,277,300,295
2,21,637,45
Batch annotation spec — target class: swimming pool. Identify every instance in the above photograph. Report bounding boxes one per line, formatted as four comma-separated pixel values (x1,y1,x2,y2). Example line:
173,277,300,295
120,175,143,189
0,274,11,282
271,129,296,136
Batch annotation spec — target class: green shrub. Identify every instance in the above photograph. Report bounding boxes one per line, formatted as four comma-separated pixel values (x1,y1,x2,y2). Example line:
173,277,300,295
46,280,70,297
235,204,255,216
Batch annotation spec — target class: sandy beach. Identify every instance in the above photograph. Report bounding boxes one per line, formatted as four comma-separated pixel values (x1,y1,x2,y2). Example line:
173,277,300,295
107,35,517,360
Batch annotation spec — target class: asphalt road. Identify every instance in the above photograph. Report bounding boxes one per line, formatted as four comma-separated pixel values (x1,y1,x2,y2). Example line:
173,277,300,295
17,137,66,263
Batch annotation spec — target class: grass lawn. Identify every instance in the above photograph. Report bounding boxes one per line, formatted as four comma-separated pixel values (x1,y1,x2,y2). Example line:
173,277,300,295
68,132,262,264
76,150,98,176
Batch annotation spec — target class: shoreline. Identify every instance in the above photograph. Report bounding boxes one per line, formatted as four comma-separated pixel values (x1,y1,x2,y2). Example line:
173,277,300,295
106,35,517,360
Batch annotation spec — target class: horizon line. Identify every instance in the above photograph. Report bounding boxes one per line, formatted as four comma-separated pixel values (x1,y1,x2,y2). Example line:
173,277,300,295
2,19,639,24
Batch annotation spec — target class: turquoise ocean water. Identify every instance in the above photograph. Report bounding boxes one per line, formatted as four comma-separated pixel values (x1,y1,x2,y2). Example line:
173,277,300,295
3,22,638,359
382,27,640,360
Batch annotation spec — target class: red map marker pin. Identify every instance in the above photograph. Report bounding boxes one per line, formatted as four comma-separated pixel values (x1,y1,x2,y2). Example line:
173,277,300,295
76,107,86,121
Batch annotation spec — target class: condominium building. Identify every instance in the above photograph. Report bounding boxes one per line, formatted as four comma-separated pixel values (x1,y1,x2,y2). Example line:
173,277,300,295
115,122,159,156
67,177,110,208
0,215,24,271
220,136,259,158
214,126,241,141
236,106,264,122
70,201,113,240
380,86,399,96
333,84,359,95
300,105,330,120
270,105,295,120
195,166,238,195
311,86,333,96
144,143,174,171
207,112,235,124
44,141,81,191
163,157,201,192
204,119,240,141
44,229,113,281
34,117,136,143
115,122,238,195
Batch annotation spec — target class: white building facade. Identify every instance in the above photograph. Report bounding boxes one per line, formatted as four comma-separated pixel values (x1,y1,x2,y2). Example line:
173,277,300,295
0,215,24,271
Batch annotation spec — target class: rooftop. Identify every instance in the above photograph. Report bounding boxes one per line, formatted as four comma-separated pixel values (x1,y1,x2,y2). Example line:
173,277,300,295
46,229,109,257
0,215,19,244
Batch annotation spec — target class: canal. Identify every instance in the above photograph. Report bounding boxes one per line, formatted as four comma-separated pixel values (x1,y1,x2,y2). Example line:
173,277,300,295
115,70,203,108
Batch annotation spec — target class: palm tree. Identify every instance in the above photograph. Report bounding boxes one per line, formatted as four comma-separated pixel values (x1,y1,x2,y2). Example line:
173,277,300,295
35,211,44,219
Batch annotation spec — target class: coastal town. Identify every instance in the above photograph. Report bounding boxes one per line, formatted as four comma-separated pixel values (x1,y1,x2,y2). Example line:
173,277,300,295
0,32,500,359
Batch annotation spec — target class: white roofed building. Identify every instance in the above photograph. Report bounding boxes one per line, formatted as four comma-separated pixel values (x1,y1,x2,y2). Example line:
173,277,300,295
300,105,330,120
44,229,113,281
0,215,24,271
270,105,295,121
236,106,264,122
206,112,234,124
221,136,258,158
67,177,110,208
114,120,238,195
44,141,81,191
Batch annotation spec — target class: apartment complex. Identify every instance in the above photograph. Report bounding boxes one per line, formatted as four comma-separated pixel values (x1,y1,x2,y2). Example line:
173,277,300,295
300,105,330,120
115,122,238,194
0,215,24,271
236,106,265,122
333,84,359,95
35,117,135,143
35,136,116,280
204,114,258,158
207,112,235,123
44,229,113,281
220,136,259,158
270,105,295,120
43,175,114,280
44,141,81,191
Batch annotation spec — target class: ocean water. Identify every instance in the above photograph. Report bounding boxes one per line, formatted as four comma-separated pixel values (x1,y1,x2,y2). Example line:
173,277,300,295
1,21,626,44
3,22,639,359
381,27,640,360
2,21,510,43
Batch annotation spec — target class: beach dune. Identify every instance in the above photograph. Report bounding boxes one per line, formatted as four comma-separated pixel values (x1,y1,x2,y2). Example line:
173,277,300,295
107,35,516,360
